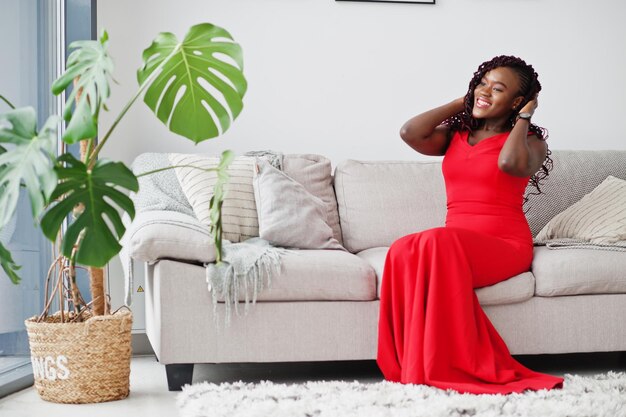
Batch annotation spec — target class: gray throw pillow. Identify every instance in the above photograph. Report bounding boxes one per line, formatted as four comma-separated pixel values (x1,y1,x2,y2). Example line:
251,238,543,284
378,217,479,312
253,158,344,250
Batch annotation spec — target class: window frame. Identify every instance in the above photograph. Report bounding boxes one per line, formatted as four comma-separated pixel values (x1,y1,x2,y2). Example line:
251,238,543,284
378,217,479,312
0,0,97,399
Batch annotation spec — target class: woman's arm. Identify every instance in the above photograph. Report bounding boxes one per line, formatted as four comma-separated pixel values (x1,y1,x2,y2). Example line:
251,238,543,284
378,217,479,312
399,97,465,156
498,98,547,177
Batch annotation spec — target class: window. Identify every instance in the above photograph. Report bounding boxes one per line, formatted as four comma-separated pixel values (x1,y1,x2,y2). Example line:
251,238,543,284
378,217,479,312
0,0,96,398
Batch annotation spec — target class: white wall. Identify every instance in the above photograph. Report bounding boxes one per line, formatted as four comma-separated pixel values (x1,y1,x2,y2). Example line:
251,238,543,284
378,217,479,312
97,0,626,166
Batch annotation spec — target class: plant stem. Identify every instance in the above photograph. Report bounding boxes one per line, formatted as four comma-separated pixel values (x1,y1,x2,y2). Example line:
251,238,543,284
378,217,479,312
87,82,147,169
81,138,94,164
87,45,181,169
68,232,86,315
0,94,16,109
135,164,219,178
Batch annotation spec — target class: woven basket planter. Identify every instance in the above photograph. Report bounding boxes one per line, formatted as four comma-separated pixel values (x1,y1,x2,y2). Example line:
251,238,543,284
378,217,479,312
25,309,133,404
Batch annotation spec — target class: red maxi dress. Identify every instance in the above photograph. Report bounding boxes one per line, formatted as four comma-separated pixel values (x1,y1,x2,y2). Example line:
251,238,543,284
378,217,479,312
377,130,564,394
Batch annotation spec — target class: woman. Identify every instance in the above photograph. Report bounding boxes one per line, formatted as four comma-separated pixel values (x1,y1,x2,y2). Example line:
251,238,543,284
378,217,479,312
377,55,564,394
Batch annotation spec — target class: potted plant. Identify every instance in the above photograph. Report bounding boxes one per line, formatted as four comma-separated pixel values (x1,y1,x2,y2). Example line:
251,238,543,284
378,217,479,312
0,22,245,403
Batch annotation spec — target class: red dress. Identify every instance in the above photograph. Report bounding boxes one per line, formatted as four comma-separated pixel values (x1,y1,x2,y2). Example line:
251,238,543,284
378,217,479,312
376,130,564,394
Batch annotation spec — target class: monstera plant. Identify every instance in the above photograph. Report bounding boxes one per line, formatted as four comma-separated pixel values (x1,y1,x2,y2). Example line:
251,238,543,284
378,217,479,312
0,23,245,317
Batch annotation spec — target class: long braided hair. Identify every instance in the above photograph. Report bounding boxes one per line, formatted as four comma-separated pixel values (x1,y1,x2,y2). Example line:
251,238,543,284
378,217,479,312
443,55,553,206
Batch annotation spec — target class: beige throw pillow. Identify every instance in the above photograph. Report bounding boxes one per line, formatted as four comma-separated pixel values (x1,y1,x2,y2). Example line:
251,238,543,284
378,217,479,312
169,153,258,243
253,158,344,250
283,154,343,244
535,175,626,245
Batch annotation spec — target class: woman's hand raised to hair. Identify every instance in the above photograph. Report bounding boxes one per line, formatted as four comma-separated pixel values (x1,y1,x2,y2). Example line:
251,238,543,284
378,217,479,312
519,96,538,116
499,95,545,177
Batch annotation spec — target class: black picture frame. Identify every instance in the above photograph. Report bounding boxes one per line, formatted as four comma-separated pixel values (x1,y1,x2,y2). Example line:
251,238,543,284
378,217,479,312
336,0,435,4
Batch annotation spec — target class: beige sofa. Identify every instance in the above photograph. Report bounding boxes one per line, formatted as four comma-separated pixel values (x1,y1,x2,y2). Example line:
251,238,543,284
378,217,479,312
123,150,626,390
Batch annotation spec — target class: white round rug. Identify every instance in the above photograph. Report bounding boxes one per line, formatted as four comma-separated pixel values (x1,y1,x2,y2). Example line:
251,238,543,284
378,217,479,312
177,372,626,417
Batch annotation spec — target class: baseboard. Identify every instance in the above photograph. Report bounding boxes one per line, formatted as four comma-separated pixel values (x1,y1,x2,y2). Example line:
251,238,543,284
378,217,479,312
132,332,154,356
0,363,33,399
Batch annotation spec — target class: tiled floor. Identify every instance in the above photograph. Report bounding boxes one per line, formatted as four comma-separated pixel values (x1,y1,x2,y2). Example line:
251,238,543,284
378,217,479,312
0,352,624,417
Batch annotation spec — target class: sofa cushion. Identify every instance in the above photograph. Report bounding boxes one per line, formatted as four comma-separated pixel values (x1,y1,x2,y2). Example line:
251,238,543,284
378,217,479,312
356,247,535,306
121,210,216,264
207,249,375,302
473,272,535,306
283,154,343,244
356,248,386,296
532,246,626,296
334,160,446,253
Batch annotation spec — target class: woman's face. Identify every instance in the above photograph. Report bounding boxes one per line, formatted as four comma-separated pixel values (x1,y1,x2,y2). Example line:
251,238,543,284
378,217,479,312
472,66,524,120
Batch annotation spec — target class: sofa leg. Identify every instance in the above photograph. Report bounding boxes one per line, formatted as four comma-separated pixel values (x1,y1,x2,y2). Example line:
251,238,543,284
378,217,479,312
166,363,194,391
619,351,626,369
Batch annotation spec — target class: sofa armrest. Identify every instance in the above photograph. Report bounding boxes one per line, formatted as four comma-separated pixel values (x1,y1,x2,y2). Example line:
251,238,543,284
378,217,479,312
122,210,216,264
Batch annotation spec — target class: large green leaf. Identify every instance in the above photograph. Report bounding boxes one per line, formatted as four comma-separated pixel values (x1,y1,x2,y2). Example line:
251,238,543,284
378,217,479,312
40,153,138,267
52,31,113,144
137,23,247,143
0,241,21,284
0,107,58,229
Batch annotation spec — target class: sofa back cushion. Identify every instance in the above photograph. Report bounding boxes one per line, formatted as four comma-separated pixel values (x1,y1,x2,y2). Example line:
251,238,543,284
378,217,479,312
335,150,626,253
334,160,446,253
524,150,626,237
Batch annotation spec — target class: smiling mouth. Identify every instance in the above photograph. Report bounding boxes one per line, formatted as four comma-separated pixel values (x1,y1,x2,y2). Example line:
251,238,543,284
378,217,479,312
476,98,492,109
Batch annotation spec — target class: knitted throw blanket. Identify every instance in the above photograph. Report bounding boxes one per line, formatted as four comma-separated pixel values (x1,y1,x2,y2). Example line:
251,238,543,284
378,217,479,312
201,151,287,325
537,238,626,252
205,238,293,326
